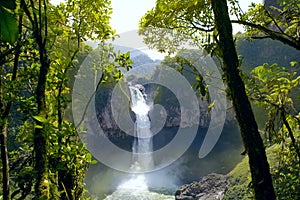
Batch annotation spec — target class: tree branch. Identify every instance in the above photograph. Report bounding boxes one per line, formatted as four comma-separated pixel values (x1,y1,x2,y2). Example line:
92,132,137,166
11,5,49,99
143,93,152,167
263,7,285,34
281,108,300,162
231,20,300,50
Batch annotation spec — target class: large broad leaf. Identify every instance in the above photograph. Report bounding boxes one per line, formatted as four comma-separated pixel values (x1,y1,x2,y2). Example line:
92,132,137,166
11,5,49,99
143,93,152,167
0,6,18,44
0,0,16,9
33,115,48,123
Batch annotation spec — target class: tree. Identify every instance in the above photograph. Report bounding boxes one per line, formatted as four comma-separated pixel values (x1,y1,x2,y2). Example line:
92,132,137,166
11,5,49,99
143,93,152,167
211,0,276,199
139,0,276,199
20,0,52,197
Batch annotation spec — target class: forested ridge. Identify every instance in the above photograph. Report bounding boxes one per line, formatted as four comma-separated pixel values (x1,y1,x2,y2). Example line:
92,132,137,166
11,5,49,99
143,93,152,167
1,0,299,199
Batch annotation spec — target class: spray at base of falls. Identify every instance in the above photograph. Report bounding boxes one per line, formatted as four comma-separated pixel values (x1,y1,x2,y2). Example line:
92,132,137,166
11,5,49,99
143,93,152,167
104,84,174,200
104,174,173,200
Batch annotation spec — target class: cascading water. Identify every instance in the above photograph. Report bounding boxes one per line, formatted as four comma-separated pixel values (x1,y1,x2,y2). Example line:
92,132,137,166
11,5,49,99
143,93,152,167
103,84,173,200
130,84,154,172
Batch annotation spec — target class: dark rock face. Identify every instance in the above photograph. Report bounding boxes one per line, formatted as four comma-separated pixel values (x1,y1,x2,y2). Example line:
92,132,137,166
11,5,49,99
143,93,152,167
175,173,229,200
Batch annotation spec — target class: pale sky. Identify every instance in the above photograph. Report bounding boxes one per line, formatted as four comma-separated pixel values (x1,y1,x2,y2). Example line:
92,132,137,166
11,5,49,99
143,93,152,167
110,0,156,33
52,0,263,34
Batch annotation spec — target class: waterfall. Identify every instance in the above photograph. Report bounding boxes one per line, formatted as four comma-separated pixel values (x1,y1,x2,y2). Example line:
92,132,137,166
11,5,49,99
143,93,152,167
129,84,154,172
102,84,175,200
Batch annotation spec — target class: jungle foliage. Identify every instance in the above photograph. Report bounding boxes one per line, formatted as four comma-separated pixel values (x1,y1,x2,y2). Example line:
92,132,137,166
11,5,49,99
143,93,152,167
0,0,126,199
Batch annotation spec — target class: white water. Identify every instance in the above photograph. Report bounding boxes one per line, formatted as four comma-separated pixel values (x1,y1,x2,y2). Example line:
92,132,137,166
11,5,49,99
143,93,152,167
130,85,154,171
103,84,174,200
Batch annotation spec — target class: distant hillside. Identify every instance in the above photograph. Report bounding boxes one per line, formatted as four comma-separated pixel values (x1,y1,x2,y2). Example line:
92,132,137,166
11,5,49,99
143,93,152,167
85,41,159,67
236,36,300,73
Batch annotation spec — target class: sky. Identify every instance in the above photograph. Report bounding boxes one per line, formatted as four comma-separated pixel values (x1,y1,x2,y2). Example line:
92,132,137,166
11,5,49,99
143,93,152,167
52,0,263,34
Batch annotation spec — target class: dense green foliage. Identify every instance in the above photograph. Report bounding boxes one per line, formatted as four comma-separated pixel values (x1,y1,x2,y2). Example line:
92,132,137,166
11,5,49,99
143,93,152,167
246,63,300,142
0,0,122,199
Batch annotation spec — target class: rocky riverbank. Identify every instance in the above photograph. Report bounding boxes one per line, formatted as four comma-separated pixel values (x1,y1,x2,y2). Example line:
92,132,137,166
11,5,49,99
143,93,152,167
175,173,229,200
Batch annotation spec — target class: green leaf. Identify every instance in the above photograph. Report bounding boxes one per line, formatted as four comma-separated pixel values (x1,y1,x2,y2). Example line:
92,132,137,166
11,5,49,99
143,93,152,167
34,125,43,129
86,153,92,161
0,0,16,9
290,61,298,67
33,115,47,123
90,159,98,164
0,7,18,44
208,101,215,109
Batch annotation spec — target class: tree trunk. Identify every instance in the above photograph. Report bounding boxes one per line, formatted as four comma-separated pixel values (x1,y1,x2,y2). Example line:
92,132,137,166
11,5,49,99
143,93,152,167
211,0,276,199
0,121,10,200
34,45,50,199
0,59,10,200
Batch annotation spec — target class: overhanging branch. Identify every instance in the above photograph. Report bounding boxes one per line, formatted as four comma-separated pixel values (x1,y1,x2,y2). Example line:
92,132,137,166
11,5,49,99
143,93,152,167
231,20,300,51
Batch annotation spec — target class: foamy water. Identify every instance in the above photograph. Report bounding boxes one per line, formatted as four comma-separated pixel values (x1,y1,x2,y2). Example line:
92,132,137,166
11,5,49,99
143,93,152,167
104,175,174,200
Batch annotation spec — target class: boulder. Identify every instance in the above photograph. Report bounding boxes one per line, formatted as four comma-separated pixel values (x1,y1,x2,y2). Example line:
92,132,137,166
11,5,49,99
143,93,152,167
175,173,229,200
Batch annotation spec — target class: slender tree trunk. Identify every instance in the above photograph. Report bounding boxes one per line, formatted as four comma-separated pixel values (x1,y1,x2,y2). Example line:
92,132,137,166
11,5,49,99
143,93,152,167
211,0,276,199
281,108,300,161
34,69,49,199
34,44,50,199
0,121,9,200
0,60,10,200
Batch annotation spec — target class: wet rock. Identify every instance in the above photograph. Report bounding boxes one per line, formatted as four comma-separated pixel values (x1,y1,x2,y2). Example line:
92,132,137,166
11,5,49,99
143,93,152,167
175,173,229,200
